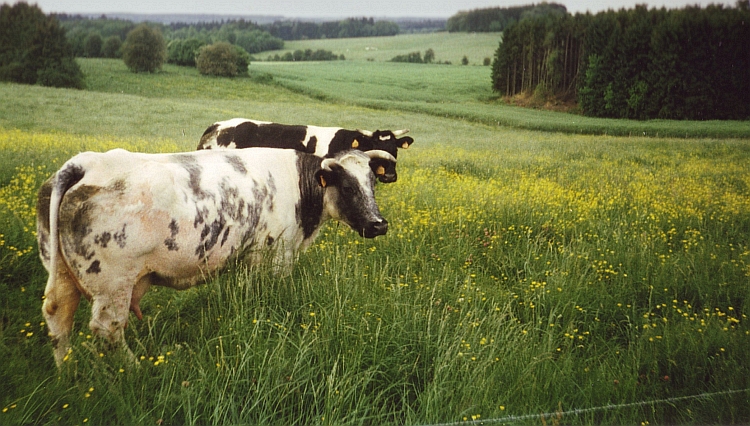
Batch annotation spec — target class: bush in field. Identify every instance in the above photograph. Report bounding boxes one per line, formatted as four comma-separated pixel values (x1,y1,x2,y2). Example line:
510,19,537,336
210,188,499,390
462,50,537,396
267,49,342,62
195,42,250,77
84,32,102,57
122,24,166,73
102,35,122,58
167,38,206,66
391,51,423,63
0,2,84,88
391,49,438,64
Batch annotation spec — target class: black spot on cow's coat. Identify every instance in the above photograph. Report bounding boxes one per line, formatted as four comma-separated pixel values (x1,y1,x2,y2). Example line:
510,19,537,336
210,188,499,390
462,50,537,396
54,163,91,263
266,236,275,246
56,163,85,194
306,136,317,154
86,260,101,274
225,154,248,175
59,184,100,263
164,219,180,251
113,224,127,248
95,232,111,248
200,224,211,241
220,227,230,247
175,155,209,200
108,179,127,192
212,121,311,151
194,206,206,228
295,152,325,239
196,216,226,260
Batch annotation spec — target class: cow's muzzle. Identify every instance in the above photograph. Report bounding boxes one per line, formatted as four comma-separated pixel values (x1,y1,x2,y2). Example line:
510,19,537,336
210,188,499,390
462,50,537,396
377,173,397,184
361,219,388,238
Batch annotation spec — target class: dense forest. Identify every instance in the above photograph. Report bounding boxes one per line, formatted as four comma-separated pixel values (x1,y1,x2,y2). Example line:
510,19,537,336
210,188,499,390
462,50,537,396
446,3,567,32
491,3,750,120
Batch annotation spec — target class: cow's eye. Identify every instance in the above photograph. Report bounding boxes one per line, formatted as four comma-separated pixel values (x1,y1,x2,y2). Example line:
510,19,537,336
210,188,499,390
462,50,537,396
341,185,355,196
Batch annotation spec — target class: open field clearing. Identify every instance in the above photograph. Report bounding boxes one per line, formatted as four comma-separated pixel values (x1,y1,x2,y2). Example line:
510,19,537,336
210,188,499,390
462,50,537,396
1,56,749,424
261,32,502,65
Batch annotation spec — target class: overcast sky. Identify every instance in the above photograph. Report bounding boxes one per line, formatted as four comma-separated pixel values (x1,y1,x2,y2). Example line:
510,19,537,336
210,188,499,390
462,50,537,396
33,0,738,18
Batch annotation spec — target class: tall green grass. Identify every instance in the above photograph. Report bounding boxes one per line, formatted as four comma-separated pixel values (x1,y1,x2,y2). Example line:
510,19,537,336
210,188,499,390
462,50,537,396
1,58,749,425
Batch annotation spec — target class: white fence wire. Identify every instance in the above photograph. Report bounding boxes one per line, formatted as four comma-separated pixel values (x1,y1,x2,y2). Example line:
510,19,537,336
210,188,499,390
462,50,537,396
418,388,749,426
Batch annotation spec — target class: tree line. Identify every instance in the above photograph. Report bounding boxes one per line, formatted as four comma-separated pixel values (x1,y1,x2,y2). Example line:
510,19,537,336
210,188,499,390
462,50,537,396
447,3,567,32
55,15,285,60
56,15,402,60
263,17,399,40
491,3,750,120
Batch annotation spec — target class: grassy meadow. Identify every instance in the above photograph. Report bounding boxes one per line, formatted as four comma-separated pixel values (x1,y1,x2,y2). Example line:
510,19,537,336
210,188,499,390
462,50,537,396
1,51,750,425
262,32,503,65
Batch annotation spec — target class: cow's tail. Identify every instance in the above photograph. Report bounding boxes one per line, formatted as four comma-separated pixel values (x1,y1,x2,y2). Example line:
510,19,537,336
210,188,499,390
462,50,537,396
44,161,85,296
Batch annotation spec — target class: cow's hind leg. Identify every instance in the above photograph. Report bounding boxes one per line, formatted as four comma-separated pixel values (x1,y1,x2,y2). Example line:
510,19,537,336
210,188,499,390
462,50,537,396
89,281,136,363
42,263,81,367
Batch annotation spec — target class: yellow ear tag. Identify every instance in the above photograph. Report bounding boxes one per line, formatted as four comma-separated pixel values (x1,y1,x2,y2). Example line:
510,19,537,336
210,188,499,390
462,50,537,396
352,139,359,148
319,175,327,187
402,142,410,149
376,165,385,176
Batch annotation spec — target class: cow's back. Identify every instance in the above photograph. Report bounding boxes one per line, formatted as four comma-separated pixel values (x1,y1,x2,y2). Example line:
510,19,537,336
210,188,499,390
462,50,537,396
198,119,342,158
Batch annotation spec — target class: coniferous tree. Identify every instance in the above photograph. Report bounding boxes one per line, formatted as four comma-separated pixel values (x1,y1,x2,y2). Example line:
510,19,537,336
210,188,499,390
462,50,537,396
0,2,84,88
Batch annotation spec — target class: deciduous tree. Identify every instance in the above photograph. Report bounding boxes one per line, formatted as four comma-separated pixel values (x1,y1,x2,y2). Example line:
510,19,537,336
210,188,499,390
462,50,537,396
122,23,166,73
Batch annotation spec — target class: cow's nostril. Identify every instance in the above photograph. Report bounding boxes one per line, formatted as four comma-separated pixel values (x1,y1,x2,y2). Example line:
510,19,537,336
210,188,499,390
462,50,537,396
368,220,388,237
378,174,397,183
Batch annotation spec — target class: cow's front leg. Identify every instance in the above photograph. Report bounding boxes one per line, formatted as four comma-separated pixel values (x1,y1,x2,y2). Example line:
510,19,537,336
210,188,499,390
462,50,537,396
42,263,82,366
273,248,296,277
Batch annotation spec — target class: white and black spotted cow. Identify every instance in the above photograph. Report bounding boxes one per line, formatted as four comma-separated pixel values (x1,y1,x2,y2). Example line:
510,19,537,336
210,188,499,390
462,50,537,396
198,118,414,183
37,147,394,366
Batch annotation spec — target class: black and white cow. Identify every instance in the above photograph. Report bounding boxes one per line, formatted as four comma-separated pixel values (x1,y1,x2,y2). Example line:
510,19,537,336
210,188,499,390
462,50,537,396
198,118,414,183
37,147,394,366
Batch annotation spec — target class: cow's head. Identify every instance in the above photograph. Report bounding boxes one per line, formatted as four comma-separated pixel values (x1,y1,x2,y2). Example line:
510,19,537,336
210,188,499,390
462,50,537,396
355,129,413,183
316,150,394,238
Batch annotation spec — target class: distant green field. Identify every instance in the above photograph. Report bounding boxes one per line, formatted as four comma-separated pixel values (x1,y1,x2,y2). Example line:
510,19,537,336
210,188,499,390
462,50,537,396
262,32,502,65
244,32,750,139
1,57,749,425
251,60,750,139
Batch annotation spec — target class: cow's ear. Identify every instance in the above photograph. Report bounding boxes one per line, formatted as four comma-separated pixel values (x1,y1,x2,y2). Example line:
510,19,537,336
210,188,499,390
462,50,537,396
369,159,387,177
315,170,335,188
398,136,415,150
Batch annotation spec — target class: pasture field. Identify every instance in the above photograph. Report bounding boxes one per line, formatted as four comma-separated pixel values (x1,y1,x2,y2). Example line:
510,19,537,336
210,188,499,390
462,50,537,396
1,57,750,425
251,59,750,139
255,33,750,139
261,32,502,65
